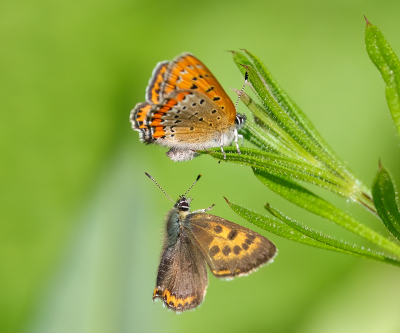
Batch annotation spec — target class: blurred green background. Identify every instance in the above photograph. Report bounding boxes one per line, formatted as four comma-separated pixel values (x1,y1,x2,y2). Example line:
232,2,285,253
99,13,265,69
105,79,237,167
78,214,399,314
2,0,400,332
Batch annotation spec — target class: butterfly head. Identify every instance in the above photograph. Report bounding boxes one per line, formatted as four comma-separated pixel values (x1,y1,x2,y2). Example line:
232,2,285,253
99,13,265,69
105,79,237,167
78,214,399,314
235,113,246,129
175,195,192,212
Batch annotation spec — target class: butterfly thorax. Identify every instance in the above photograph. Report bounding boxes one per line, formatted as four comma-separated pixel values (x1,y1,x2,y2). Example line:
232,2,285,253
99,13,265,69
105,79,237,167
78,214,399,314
165,196,191,247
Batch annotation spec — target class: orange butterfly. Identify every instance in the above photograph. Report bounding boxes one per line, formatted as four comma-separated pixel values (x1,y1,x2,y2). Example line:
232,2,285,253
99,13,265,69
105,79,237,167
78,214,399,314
130,53,246,161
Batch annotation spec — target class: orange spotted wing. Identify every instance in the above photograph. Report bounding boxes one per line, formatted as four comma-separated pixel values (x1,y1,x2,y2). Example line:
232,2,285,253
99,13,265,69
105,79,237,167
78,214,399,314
186,213,277,278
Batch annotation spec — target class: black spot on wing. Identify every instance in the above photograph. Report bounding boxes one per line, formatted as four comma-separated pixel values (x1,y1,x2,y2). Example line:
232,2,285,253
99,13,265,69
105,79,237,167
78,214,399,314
233,245,241,255
209,245,220,257
227,230,238,240
222,246,231,256
245,238,253,245
214,225,222,234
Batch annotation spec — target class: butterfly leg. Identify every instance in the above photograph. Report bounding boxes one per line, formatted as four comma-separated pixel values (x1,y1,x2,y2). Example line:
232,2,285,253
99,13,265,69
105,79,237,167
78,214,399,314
238,134,244,146
193,203,215,213
234,128,242,155
220,143,227,159
237,126,244,146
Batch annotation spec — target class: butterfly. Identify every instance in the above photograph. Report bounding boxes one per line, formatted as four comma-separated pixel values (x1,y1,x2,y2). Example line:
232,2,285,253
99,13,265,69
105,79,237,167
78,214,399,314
146,172,277,312
130,53,247,161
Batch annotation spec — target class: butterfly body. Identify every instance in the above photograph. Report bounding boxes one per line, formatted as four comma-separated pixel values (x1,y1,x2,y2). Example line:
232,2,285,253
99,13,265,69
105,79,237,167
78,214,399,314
131,53,246,161
153,195,277,312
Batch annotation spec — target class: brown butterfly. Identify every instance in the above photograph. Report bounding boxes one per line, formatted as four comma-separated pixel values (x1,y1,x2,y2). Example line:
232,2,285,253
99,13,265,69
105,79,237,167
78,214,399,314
146,173,277,312
130,53,247,161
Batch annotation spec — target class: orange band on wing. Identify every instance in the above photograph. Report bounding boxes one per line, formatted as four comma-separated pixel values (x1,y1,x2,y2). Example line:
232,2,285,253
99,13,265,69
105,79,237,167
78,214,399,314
147,62,169,104
150,119,162,126
153,288,197,309
152,128,166,139
134,103,152,129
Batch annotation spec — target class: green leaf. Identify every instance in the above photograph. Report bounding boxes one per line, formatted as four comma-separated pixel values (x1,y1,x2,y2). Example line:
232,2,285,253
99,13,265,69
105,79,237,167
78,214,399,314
232,51,361,182
264,203,400,266
225,199,350,252
231,51,375,212
365,17,400,136
225,199,400,267
242,49,338,156
205,147,358,200
372,162,400,241
237,91,319,163
253,168,400,257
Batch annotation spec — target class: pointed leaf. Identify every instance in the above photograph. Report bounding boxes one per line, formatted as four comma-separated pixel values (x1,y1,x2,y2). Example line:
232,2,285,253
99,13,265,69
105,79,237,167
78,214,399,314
233,51,360,184
225,199,353,253
265,204,400,266
205,147,356,199
365,18,400,136
225,200,400,267
253,168,400,257
372,163,400,241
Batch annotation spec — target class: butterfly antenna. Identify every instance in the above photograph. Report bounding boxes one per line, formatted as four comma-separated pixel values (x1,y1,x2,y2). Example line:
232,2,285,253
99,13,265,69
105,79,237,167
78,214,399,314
145,172,174,203
234,71,249,110
184,174,202,196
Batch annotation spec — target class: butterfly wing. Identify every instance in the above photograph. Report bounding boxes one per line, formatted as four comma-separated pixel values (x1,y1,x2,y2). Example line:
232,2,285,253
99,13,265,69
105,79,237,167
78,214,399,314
153,230,208,312
160,53,236,124
185,213,277,278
